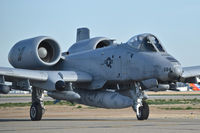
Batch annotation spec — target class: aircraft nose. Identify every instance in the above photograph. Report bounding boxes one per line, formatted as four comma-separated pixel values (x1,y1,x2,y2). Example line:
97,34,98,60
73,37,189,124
168,65,183,80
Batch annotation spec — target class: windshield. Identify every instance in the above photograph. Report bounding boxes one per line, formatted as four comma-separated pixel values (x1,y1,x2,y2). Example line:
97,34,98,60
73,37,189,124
148,36,165,52
140,36,157,52
127,34,165,52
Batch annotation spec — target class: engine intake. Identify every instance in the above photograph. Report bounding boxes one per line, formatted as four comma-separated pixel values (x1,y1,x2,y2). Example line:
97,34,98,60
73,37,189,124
8,36,61,69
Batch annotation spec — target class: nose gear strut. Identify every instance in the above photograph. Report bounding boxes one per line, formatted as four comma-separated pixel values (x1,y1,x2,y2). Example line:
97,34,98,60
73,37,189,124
130,82,149,120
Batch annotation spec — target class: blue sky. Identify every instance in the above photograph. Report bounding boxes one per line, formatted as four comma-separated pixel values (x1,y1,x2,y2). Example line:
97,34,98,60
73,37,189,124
0,0,200,67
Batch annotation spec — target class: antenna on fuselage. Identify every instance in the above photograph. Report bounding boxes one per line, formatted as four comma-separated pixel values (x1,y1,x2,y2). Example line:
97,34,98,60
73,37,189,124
76,27,90,42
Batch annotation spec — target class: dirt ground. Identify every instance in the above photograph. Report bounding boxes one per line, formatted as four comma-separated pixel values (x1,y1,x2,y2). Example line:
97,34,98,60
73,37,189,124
1,91,200,120
146,91,200,95
0,104,200,120
4,91,200,97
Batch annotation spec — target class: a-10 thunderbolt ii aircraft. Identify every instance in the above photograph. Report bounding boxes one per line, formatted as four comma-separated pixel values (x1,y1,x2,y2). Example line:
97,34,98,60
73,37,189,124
0,28,200,121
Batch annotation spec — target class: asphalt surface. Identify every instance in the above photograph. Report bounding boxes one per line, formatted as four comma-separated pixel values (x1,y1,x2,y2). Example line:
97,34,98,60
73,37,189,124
0,118,200,133
0,95,200,103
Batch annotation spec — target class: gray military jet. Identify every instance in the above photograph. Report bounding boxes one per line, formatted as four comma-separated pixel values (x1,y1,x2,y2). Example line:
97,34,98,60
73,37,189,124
0,28,200,121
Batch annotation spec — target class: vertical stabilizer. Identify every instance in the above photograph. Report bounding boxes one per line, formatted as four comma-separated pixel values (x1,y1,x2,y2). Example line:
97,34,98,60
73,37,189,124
76,28,90,42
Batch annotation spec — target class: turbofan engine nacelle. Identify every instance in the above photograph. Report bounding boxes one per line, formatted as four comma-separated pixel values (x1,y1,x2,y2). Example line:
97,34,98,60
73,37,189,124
8,36,61,69
68,37,114,54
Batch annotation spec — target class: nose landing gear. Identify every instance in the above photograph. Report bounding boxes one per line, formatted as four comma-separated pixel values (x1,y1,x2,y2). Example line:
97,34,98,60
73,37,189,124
134,100,149,120
130,82,150,120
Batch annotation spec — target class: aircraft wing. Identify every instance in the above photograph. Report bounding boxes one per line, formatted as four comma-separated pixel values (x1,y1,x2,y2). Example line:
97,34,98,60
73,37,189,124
0,67,48,82
0,67,92,82
0,67,92,92
181,66,200,83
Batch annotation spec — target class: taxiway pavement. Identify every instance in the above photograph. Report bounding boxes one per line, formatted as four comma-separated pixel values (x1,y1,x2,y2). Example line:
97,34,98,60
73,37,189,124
0,118,200,133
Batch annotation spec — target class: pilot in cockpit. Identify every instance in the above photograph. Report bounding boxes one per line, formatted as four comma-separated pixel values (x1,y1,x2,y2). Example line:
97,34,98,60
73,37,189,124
127,34,166,53
141,36,157,52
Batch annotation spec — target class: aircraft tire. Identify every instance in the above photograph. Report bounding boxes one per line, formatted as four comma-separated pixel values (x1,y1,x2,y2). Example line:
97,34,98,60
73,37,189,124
30,103,43,121
136,101,149,120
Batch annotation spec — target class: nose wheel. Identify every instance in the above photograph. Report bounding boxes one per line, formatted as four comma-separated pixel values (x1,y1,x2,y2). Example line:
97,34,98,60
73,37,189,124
134,100,149,120
129,82,150,120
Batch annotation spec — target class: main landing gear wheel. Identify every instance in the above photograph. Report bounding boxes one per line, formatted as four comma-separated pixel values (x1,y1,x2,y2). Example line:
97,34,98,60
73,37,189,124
30,103,43,121
135,101,149,120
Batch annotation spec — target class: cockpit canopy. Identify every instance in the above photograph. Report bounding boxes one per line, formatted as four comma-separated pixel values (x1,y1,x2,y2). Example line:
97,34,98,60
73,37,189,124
127,33,165,52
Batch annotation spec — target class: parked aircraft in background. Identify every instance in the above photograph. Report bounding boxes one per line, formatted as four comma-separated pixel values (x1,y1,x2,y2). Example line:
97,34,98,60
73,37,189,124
189,83,200,91
1,28,200,121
